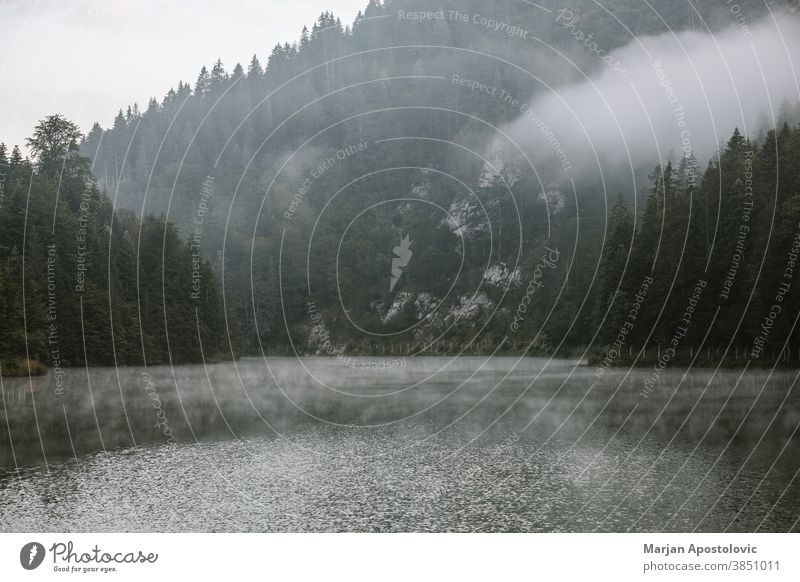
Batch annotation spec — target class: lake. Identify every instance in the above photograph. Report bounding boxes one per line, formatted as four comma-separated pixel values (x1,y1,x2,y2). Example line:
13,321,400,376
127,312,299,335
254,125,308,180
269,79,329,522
1,357,798,532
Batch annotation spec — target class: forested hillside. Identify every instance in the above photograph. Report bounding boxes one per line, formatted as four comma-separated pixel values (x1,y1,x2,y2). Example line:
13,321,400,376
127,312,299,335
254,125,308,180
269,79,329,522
4,0,800,370
0,116,230,376
593,124,800,365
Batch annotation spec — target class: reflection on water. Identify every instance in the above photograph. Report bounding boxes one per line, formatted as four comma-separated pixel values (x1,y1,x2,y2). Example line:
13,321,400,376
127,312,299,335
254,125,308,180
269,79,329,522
1,357,798,532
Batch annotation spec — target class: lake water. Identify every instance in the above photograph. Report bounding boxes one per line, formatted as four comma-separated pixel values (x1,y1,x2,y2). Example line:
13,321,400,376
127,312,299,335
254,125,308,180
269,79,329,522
1,357,798,532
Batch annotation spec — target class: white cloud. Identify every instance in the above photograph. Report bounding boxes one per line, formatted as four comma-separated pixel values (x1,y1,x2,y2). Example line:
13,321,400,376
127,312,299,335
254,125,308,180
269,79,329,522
497,11,800,176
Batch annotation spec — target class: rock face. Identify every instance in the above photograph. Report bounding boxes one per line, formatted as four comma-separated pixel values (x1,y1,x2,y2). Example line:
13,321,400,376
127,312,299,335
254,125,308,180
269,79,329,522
483,263,523,288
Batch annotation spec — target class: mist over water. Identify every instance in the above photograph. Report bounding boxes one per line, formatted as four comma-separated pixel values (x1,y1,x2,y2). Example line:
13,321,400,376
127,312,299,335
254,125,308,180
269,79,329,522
1,358,799,532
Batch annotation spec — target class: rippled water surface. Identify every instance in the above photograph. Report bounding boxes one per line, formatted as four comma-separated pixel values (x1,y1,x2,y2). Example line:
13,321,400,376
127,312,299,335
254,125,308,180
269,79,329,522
1,357,799,531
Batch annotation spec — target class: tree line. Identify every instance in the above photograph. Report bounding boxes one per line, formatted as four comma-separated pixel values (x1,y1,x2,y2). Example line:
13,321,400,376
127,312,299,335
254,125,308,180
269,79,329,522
0,116,231,376
586,124,800,364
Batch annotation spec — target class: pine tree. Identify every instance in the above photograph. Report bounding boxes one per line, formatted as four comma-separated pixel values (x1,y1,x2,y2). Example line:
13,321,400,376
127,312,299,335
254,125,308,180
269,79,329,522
210,58,228,87
232,62,244,81
9,145,22,166
247,54,263,78
595,194,634,342
195,65,211,96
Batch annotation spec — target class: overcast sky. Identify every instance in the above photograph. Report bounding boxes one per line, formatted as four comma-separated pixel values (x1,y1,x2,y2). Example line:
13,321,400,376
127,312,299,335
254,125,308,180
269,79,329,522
0,0,367,152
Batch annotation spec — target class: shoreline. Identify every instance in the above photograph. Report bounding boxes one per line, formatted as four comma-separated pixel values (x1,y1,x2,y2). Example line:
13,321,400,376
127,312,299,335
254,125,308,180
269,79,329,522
3,350,797,378
0,353,237,378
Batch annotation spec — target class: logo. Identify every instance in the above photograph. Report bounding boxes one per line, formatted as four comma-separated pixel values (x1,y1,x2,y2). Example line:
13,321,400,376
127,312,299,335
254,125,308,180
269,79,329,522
20,542,45,570
389,234,413,292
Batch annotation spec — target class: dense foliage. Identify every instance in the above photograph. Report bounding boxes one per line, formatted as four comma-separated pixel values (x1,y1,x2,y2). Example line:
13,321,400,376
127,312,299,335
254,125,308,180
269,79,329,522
0,116,230,375
592,125,800,363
